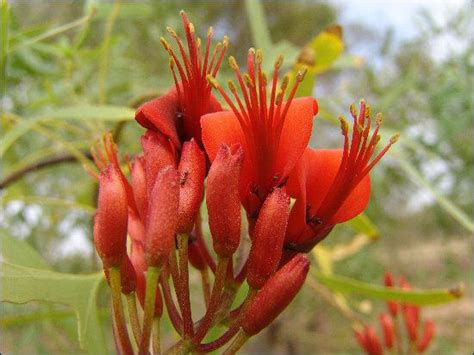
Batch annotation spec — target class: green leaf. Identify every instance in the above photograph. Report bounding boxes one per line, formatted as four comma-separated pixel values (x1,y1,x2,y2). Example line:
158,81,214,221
244,0,272,53
1,105,135,157
394,151,474,233
313,271,463,305
348,213,380,240
0,231,51,270
1,262,106,354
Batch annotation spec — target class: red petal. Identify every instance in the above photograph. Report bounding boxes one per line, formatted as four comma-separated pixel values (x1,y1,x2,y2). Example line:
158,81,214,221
274,97,318,179
135,89,181,148
201,110,254,204
288,148,371,225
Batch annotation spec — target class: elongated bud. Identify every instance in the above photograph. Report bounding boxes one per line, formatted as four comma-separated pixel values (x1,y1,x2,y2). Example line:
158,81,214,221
417,319,435,352
354,329,371,354
365,326,383,355
399,275,420,341
141,130,176,198
104,256,137,295
384,272,398,316
242,254,310,336
206,144,243,257
379,313,394,349
131,156,148,221
188,237,207,270
145,166,180,267
247,188,290,289
94,165,128,267
177,139,206,233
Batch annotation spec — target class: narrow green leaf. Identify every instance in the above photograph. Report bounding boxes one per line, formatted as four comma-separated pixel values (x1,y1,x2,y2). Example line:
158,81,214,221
0,0,9,100
1,262,106,354
244,0,272,52
0,231,51,270
313,271,463,305
3,195,96,214
394,153,474,232
0,106,135,157
348,213,380,239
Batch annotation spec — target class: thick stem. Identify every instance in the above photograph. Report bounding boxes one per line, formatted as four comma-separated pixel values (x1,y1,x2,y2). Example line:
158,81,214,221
109,267,134,355
126,292,142,347
152,317,161,355
192,256,229,345
197,325,240,352
200,268,211,307
139,266,161,355
160,270,183,335
222,329,249,355
177,234,194,338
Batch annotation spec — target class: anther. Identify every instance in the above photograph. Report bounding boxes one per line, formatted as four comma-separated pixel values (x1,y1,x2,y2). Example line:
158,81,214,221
275,89,284,105
244,73,255,88
256,49,263,64
390,133,400,144
339,116,349,135
228,56,239,70
280,75,290,92
207,26,213,37
274,54,284,69
296,68,307,82
189,23,195,33
160,37,170,51
375,113,384,125
350,103,358,118
222,36,229,47
206,74,220,89
166,26,178,37
375,134,382,144
357,123,364,134
365,105,371,119
228,80,237,93
169,58,175,70
262,72,268,86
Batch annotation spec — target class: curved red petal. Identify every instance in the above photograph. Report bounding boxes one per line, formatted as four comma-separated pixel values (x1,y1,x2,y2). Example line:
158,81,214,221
201,110,254,205
274,97,318,179
135,89,181,148
288,148,371,227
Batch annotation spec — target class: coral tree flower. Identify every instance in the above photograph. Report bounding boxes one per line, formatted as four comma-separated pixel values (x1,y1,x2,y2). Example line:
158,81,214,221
285,101,399,252
202,49,318,218
135,11,228,149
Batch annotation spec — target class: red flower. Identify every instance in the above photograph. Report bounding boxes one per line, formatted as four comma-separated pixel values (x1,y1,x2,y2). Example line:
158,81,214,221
285,101,399,252
135,11,227,148
202,49,318,217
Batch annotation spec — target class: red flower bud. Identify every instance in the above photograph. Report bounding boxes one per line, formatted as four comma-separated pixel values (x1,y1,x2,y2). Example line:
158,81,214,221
206,144,243,257
365,326,383,355
384,272,398,316
354,329,371,353
242,253,310,336
141,130,176,198
403,305,418,342
188,237,207,271
145,166,180,267
379,313,394,349
247,188,290,289
131,156,148,221
417,319,435,352
177,139,206,233
94,165,128,267
104,255,137,295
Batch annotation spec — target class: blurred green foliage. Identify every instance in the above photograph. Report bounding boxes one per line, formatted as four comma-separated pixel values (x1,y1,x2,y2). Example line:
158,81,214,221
1,1,472,354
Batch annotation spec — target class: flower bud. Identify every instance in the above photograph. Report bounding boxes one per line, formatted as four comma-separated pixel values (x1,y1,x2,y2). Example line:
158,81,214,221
104,255,137,295
188,237,207,271
94,164,128,267
131,155,148,221
242,254,310,336
177,139,206,233
384,272,398,316
145,166,180,267
379,313,394,349
247,188,290,289
365,326,383,355
141,130,176,198
206,144,243,257
399,276,420,342
417,319,435,352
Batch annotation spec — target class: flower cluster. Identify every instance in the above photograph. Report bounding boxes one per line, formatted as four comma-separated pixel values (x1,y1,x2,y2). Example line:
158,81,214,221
91,11,397,354
354,273,436,355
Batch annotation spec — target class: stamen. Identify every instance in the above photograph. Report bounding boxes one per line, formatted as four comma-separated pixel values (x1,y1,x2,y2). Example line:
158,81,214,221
212,36,228,77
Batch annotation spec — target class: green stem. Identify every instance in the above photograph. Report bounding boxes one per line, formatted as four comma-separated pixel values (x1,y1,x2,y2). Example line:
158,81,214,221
223,329,249,355
109,267,134,355
177,234,193,338
139,266,161,355
152,317,161,355
192,257,229,345
126,292,142,347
